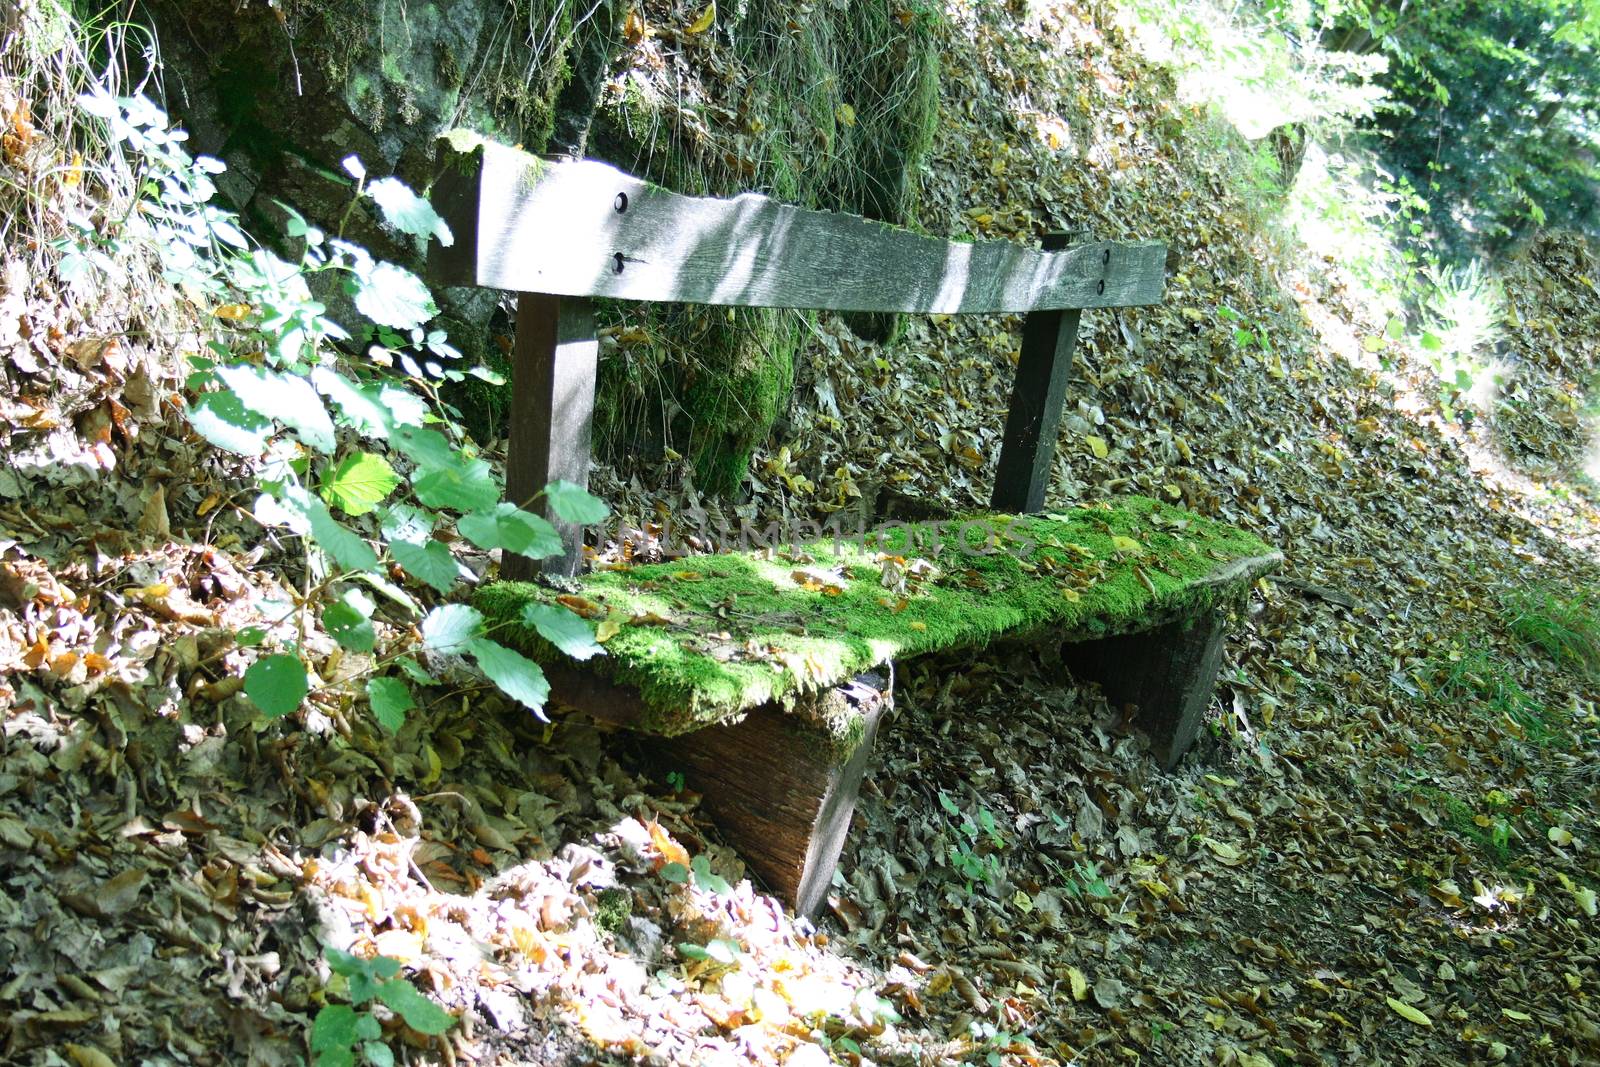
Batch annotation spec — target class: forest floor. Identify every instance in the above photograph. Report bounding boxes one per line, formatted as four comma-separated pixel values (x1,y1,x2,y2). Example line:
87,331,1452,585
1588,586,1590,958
4,2,1600,1066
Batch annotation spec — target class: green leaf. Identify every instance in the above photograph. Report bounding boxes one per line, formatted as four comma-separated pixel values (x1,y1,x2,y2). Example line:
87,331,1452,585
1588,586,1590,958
395,657,435,684
235,625,268,648
389,424,456,468
544,480,609,524
391,538,459,594
354,571,420,616
316,1045,356,1067
323,601,376,653
305,496,380,574
376,979,455,1035
468,638,550,717
361,1041,395,1067
367,677,414,733
214,363,337,453
379,503,435,545
352,261,437,331
311,1005,360,1053
323,452,400,516
420,604,483,656
520,603,605,661
325,946,368,978
377,385,429,427
412,455,499,513
366,177,453,248
458,503,563,558
677,943,710,960
355,1015,381,1042
660,862,689,884
1420,330,1444,352
311,368,393,438
244,654,308,718
691,853,731,894
705,938,740,965
189,390,271,455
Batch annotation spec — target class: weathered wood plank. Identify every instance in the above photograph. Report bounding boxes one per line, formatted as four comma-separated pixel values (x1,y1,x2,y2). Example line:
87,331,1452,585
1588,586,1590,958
991,232,1082,513
503,293,597,580
652,674,890,917
429,134,1166,314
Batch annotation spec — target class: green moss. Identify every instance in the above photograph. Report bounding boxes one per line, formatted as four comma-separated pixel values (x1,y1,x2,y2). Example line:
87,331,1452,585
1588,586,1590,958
593,888,632,935
477,498,1279,743
594,304,802,496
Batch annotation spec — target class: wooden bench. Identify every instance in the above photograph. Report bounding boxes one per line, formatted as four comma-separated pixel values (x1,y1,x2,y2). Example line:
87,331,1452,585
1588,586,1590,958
429,134,1280,915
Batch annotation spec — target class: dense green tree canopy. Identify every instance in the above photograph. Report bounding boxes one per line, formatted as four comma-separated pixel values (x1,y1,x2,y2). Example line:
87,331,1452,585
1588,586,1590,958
1322,0,1600,253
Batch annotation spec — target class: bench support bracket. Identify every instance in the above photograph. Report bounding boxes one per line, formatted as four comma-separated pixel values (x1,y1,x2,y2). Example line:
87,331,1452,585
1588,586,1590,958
505,293,597,579
1064,607,1229,769
653,675,890,917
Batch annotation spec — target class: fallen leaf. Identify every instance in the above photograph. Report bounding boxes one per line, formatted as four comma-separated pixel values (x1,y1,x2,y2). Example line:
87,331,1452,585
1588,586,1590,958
556,595,605,619
1111,535,1145,556
623,7,648,43
1067,966,1088,1001
1385,997,1432,1026
685,0,715,34
1199,836,1245,864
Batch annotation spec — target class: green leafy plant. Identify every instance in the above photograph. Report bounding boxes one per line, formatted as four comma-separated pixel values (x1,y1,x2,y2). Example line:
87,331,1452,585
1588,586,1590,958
968,1019,1037,1067
1064,859,1113,899
66,90,611,729
938,790,1005,893
1428,645,1555,740
677,937,745,967
313,948,455,1067
659,852,733,895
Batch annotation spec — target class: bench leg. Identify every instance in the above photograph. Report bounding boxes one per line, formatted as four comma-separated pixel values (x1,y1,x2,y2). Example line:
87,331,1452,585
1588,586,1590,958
654,676,889,917
505,292,597,579
1063,608,1228,769
991,230,1083,514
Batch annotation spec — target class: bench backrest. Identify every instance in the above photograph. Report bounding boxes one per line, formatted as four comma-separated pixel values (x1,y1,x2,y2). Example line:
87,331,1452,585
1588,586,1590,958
426,133,1168,577
430,135,1166,314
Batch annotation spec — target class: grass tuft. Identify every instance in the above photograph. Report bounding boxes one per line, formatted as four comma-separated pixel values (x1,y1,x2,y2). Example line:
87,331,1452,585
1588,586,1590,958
1504,585,1600,678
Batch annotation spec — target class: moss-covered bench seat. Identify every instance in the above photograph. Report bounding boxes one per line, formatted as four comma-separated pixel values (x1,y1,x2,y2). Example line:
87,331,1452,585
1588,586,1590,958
478,497,1279,914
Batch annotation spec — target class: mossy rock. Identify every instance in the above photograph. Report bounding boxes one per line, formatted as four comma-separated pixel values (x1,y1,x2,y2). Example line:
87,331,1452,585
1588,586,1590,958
477,497,1279,746
593,303,801,496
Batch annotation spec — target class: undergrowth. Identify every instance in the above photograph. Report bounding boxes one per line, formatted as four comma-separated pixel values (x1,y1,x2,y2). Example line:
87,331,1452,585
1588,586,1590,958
581,1,943,491
1429,646,1555,742
1504,584,1600,678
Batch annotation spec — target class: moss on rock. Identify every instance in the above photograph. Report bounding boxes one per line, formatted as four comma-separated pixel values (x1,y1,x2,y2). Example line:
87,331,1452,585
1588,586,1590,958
476,498,1279,745
595,304,801,496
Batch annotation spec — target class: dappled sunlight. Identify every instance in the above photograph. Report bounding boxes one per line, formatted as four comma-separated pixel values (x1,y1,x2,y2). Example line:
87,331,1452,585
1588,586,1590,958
1114,0,1386,140
297,805,919,1063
